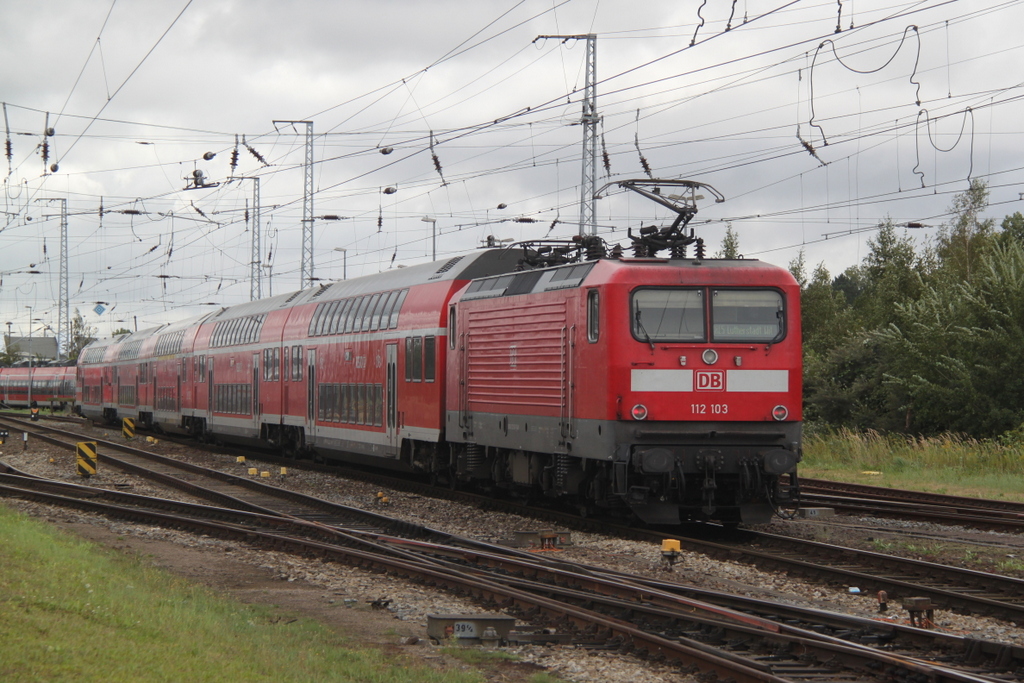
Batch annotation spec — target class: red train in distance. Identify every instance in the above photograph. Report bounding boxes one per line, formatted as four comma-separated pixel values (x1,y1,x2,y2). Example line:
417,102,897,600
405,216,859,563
77,180,803,525
0,365,77,409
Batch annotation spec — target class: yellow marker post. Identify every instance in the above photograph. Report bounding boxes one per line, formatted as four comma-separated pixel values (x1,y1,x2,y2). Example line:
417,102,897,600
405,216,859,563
76,442,98,478
236,456,246,463
122,417,135,440
248,467,258,476
260,471,270,478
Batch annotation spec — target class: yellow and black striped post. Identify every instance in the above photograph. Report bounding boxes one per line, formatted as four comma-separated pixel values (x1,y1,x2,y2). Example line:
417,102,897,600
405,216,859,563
122,417,135,440
76,441,98,478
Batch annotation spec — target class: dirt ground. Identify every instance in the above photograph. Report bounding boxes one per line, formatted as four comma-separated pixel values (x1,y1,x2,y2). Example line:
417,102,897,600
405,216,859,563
33,514,553,683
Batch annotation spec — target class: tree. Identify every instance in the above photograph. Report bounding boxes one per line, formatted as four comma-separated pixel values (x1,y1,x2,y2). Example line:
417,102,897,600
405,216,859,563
66,310,98,362
932,178,996,284
0,341,20,366
788,249,807,288
853,220,924,329
874,239,1024,436
800,263,858,356
715,224,741,259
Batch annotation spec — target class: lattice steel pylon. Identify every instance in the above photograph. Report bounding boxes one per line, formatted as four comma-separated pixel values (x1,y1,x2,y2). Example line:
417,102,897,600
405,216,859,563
273,120,314,289
231,176,262,301
37,198,69,358
535,34,598,236
578,34,598,237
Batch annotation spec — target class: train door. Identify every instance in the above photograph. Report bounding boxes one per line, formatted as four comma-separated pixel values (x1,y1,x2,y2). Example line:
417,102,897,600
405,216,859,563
252,352,260,431
305,348,316,446
385,343,398,450
207,357,214,421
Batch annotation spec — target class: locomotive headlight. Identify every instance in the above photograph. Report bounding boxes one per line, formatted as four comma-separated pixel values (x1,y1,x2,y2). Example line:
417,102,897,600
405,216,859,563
772,405,789,421
631,404,648,420
702,349,718,365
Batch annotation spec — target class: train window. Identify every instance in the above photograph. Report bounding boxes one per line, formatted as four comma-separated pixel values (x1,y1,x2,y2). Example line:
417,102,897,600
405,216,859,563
405,337,422,382
375,291,398,330
198,355,206,383
318,302,334,336
291,346,303,381
373,384,383,426
366,293,385,331
404,338,413,381
424,336,436,382
711,289,784,342
327,300,346,335
389,289,408,329
357,384,367,425
345,383,356,423
343,298,359,333
631,289,705,342
334,299,353,335
587,290,599,343
362,294,383,332
351,296,371,333
449,306,456,349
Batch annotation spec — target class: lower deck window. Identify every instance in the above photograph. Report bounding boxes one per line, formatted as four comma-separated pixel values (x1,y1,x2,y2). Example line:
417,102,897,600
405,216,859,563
213,383,252,415
319,383,383,426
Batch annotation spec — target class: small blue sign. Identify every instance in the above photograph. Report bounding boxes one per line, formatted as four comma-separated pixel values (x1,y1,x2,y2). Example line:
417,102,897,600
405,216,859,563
93,304,106,315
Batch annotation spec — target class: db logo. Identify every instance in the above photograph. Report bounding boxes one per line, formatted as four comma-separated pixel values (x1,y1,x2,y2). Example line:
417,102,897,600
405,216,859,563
695,370,725,391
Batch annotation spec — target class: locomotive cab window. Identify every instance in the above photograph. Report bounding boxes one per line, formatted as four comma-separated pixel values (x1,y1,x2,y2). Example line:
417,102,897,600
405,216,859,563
711,289,784,342
631,288,705,342
587,290,599,343
448,306,456,349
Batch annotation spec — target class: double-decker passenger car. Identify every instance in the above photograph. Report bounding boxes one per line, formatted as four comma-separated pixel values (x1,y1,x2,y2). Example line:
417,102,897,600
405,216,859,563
0,365,77,408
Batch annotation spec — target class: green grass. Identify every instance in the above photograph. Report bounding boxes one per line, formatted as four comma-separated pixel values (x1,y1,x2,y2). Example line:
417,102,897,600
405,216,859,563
0,505,481,683
801,427,1024,501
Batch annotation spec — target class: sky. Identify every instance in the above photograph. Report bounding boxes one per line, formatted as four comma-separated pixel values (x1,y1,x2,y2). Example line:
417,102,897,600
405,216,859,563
2,0,1023,348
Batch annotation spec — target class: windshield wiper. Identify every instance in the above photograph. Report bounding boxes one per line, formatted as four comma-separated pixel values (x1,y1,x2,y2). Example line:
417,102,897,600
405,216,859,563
635,309,655,351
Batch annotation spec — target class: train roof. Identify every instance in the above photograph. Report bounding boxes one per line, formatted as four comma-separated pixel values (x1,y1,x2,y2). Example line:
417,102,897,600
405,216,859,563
79,249,527,358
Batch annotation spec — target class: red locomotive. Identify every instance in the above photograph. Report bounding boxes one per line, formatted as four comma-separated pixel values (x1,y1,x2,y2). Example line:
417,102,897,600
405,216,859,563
77,180,802,525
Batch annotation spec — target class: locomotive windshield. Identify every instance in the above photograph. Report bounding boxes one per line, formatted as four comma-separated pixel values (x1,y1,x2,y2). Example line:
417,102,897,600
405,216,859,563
711,289,784,342
631,287,784,343
631,289,705,342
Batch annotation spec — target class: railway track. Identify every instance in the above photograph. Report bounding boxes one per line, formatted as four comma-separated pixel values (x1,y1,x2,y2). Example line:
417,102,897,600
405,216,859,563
1,462,1018,683
10,415,1024,628
799,478,1024,532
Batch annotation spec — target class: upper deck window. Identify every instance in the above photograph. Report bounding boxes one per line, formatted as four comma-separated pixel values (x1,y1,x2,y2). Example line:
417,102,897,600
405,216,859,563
711,289,784,343
631,289,705,342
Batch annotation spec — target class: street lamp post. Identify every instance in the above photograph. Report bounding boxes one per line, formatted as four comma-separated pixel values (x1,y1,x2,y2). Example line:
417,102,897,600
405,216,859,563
333,248,347,280
25,306,32,407
421,217,437,262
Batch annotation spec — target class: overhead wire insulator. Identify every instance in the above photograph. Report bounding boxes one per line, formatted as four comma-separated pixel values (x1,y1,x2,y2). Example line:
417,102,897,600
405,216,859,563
429,131,445,185
601,132,611,176
230,134,239,172
2,102,12,171
635,133,652,179
242,135,269,166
